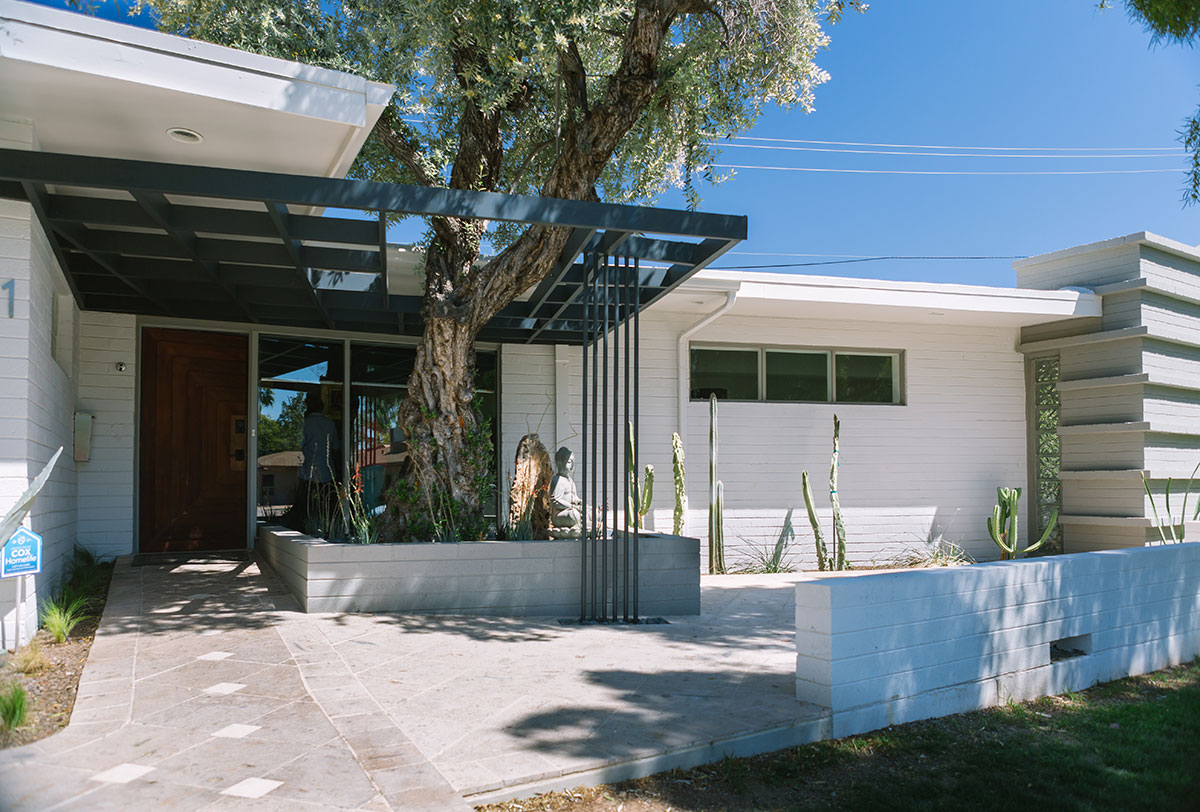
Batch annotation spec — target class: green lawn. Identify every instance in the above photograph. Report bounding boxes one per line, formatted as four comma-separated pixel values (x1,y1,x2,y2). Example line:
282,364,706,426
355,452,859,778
479,658,1200,812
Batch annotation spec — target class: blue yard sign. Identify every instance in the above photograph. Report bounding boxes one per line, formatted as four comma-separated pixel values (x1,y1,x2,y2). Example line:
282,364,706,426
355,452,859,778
2,527,42,578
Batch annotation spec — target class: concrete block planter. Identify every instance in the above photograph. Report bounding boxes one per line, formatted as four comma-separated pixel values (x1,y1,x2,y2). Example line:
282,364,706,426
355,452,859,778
257,525,701,615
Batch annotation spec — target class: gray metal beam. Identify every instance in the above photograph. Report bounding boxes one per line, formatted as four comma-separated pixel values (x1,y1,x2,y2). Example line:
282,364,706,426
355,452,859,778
265,202,334,329
52,224,175,315
131,191,258,323
525,234,632,343
47,194,381,246
0,149,749,240
19,183,84,306
522,227,597,321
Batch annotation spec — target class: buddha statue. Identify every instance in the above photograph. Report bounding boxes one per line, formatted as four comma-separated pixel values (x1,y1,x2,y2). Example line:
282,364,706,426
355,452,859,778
548,446,583,539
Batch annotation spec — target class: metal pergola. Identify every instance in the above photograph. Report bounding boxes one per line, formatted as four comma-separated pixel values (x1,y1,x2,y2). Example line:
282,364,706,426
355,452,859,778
0,148,747,621
0,149,744,344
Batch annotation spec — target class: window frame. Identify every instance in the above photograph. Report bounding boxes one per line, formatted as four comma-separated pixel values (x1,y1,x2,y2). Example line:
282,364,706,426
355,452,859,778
689,342,905,406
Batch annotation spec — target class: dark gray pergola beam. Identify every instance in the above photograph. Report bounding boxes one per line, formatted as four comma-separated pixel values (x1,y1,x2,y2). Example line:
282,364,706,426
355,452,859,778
52,223,175,315
265,202,334,329
0,149,748,241
131,191,258,324
20,183,84,305
524,233,633,343
70,228,383,276
47,194,381,247
521,227,598,321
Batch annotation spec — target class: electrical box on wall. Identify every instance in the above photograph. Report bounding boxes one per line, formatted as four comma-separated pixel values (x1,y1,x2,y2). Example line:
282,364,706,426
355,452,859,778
73,412,93,462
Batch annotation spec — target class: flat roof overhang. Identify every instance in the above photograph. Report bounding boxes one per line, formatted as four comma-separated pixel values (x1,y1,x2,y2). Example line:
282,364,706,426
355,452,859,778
0,148,746,344
659,270,1103,327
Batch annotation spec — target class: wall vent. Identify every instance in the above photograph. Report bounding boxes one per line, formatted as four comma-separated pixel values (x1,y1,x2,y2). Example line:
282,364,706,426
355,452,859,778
1050,633,1092,662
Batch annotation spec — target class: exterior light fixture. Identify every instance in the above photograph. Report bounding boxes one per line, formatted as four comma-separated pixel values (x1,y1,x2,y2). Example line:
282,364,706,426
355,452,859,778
166,127,204,144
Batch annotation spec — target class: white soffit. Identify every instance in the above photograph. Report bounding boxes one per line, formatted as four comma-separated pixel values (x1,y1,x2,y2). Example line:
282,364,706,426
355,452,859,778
664,270,1102,327
0,0,392,178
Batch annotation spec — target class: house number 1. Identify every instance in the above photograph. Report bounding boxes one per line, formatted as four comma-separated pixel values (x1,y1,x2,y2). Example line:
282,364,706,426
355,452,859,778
1,279,12,318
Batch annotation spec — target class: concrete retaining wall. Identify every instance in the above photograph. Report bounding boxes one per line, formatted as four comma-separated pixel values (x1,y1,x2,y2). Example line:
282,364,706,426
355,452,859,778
257,525,701,615
795,543,1200,738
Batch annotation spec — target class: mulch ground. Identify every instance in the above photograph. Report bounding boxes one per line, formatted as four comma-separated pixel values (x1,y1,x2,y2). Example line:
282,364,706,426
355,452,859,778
0,571,111,749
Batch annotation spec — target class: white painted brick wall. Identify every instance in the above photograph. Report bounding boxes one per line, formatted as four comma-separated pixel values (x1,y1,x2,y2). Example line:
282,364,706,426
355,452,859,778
75,311,137,558
501,305,1029,572
0,119,82,647
794,543,1200,738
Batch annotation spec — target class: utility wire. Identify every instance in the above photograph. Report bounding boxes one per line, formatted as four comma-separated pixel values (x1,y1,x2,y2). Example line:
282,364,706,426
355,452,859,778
708,164,1186,176
703,142,1184,159
716,135,1185,152
712,255,1027,270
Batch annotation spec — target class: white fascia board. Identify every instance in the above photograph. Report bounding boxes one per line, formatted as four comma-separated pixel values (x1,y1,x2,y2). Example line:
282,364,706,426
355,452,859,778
0,0,395,133
684,270,1102,320
1014,231,1200,270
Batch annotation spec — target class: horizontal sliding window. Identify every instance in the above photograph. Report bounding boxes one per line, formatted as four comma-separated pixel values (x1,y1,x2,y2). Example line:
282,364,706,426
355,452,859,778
690,348,759,400
765,350,830,402
690,345,902,405
835,353,897,404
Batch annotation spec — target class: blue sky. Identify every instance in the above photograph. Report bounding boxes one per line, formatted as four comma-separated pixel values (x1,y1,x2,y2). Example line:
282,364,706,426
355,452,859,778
35,0,1200,287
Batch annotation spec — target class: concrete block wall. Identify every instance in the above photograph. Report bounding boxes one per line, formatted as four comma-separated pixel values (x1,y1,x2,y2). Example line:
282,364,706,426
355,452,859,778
1017,234,1200,551
794,543,1200,738
258,526,701,616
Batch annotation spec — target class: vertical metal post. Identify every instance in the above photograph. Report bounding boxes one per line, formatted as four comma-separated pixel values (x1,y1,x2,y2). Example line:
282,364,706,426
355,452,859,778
612,255,621,622
590,256,599,620
633,258,640,621
622,256,631,621
600,254,609,620
579,255,589,622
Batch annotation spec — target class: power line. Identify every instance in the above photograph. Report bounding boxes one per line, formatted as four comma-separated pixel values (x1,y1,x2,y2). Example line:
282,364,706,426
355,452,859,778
708,163,1186,176
719,135,1185,152
712,255,1027,270
704,142,1185,159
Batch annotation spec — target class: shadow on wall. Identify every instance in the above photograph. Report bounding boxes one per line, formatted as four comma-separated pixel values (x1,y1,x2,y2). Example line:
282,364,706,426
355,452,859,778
794,546,1200,738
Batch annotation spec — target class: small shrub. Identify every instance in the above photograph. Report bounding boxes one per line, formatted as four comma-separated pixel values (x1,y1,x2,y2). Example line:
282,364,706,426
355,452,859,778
10,641,49,675
41,594,92,643
891,537,975,568
0,683,27,733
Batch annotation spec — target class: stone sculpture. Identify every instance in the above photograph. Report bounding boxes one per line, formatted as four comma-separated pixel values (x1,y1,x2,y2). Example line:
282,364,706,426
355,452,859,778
548,446,583,539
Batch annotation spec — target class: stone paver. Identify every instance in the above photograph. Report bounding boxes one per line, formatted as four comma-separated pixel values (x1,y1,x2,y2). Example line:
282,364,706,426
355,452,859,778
0,558,470,812
0,557,824,810
306,573,827,801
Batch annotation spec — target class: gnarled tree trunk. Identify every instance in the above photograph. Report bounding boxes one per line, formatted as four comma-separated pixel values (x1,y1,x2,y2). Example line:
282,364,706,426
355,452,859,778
388,0,686,540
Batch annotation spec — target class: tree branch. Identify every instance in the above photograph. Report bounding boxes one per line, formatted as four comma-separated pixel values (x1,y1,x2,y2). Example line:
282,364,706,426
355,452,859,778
374,108,440,188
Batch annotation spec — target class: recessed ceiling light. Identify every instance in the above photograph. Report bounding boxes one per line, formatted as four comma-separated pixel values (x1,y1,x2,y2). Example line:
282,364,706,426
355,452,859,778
166,127,204,144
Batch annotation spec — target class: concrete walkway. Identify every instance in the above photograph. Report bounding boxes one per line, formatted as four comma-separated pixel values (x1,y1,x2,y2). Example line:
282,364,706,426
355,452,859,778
0,558,826,811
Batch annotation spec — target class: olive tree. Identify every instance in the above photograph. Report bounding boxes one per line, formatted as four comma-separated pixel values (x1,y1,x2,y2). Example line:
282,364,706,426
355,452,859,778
135,0,862,538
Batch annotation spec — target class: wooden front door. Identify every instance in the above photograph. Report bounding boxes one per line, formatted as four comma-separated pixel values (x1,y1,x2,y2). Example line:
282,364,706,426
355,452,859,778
139,328,249,552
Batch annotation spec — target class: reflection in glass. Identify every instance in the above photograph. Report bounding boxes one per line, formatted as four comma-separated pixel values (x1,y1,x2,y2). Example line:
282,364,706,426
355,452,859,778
765,351,829,402
256,337,344,525
835,354,895,404
348,345,499,519
690,348,759,400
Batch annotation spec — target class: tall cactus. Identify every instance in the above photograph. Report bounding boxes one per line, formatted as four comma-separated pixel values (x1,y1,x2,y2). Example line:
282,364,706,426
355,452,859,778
801,470,828,571
987,486,1056,559
829,414,847,571
708,394,726,573
713,481,726,574
626,422,654,528
672,432,687,535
